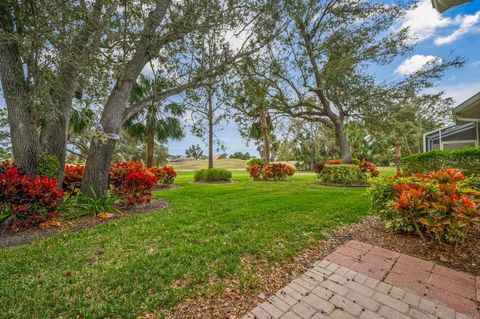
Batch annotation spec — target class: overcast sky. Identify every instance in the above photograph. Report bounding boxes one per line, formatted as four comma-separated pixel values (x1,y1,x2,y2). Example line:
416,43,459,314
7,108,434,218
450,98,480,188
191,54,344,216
1,0,479,156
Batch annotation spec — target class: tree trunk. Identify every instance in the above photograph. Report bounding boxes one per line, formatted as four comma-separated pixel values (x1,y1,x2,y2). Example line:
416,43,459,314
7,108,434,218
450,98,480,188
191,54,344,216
394,139,402,175
333,120,352,164
258,110,270,164
40,62,79,184
145,102,155,168
80,2,171,196
207,88,214,169
80,78,135,196
81,137,117,196
0,3,40,176
146,127,155,168
40,117,68,183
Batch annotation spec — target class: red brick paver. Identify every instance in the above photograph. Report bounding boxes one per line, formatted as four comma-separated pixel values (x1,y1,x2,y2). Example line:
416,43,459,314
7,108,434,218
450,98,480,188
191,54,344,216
325,241,479,318
244,241,479,319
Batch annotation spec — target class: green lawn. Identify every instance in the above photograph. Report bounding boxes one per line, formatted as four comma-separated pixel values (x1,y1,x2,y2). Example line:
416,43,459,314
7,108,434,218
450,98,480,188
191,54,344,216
0,171,374,318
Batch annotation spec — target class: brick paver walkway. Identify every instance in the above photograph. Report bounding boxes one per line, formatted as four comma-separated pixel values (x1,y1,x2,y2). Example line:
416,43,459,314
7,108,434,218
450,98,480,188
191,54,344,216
243,241,479,319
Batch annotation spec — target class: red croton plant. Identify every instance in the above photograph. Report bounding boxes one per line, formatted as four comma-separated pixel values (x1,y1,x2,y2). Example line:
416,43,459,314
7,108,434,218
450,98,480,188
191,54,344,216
359,160,379,177
247,162,296,181
109,161,157,206
63,164,85,194
147,165,177,188
64,162,174,206
392,169,480,245
0,160,64,229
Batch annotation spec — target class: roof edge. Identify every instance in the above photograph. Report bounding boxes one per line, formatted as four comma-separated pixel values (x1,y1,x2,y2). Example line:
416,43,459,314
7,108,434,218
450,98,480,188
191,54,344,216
431,0,472,13
453,91,480,114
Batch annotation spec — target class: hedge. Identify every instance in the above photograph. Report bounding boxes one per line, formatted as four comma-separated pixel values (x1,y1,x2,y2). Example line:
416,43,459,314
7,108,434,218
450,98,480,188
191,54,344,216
318,164,368,185
402,147,480,176
194,168,232,182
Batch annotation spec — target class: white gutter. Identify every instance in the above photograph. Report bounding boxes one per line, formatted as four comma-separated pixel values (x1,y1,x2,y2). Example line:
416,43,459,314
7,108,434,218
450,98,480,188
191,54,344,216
457,117,480,122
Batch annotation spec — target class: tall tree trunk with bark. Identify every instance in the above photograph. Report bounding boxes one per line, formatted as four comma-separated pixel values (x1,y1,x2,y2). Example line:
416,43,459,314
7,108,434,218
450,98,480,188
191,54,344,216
80,74,137,196
80,2,171,196
0,3,40,176
40,64,78,183
146,128,155,168
333,120,352,163
146,104,155,168
207,87,214,169
40,115,68,182
258,110,270,164
297,18,353,164
394,139,402,175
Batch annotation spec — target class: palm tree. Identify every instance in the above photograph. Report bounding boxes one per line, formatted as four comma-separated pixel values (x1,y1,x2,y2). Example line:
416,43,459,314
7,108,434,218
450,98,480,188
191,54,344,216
247,110,274,164
125,75,184,167
233,78,275,164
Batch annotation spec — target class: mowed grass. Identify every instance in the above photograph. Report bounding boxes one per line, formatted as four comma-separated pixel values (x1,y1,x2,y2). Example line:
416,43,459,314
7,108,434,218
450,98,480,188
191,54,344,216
170,158,248,170
0,171,372,318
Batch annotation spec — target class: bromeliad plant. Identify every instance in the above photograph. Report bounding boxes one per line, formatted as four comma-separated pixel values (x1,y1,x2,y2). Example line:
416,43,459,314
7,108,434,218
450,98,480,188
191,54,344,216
373,168,480,246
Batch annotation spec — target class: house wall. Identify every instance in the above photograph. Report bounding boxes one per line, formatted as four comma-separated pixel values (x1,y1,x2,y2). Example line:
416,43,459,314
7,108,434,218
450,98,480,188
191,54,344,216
424,122,479,152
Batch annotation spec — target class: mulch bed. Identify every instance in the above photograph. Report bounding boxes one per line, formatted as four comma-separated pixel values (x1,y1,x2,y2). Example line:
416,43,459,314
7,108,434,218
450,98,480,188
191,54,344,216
0,199,169,249
166,216,480,319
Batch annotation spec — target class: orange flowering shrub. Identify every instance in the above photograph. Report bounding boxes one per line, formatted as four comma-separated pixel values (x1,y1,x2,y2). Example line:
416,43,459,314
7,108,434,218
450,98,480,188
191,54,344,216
390,169,480,245
109,161,157,206
359,160,379,177
326,159,341,165
247,162,296,181
148,165,177,187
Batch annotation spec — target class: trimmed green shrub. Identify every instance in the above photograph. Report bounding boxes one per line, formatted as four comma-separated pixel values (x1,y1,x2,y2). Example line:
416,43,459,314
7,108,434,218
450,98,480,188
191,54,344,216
194,168,232,182
318,164,367,185
37,154,59,178
402,147,480,176
246,158,265,168
369,176,396,214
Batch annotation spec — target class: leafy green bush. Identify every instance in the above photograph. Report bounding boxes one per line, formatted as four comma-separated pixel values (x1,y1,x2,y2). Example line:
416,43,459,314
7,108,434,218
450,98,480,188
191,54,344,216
403,147,480,176
461,175,480,191
368,176,414,232
351,158,360,165
194,168,232,182
77,190,120,217
246,158,265,168
369,176,396,214
37,154,59,178
318,164,367,185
